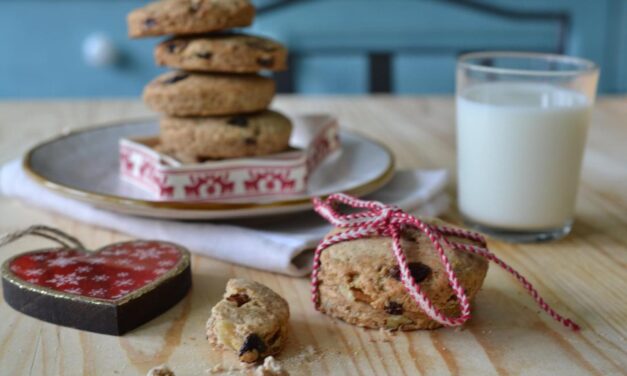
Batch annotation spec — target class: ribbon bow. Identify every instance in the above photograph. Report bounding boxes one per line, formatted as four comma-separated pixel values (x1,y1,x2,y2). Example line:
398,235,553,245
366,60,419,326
311,193,580,331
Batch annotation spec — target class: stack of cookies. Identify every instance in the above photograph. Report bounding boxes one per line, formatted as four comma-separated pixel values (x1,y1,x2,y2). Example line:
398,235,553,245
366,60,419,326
127,0,291,163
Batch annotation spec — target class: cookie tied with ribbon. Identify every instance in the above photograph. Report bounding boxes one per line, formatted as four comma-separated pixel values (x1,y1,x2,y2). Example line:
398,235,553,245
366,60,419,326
311,194,580,331
0,226,192,335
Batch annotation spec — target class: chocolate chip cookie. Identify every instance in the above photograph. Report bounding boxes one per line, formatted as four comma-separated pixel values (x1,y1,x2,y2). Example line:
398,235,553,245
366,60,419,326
155,34,287,73
159,110,292,160
206,279,290,363
128,0,255,38
143,71,275,116
316,219,489,330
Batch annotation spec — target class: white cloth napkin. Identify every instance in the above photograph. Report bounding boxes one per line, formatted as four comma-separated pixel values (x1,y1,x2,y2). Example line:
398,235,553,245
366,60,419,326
0,159,449,276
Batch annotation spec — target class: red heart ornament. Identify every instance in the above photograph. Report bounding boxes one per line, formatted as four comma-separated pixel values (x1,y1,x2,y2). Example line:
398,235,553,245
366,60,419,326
1,240,191,335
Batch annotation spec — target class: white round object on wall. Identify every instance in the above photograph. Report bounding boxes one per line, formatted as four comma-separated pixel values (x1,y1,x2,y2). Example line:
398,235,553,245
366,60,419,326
82,33,118,67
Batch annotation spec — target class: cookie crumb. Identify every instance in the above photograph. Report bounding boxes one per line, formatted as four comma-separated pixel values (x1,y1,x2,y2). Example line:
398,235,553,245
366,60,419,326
206,364,224,374
303,345,316,360
380,327,396,342
254,356,288,376
146,364,175,376
263,345,318,373
290,345,317,364
206,364,248,375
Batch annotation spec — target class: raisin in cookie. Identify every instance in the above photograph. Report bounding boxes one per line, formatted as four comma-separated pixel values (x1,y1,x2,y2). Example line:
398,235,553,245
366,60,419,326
317,219,489,330
155,34,287,73
159,110,292,160
128,0,255,38
207,279,290,363
143,71,275,116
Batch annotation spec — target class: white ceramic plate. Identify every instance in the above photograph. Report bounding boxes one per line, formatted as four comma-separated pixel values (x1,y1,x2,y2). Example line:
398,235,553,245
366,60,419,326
24,119,395,219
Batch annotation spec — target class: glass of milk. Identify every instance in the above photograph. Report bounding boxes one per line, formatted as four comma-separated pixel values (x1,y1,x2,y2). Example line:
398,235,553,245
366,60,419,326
456,52,599,242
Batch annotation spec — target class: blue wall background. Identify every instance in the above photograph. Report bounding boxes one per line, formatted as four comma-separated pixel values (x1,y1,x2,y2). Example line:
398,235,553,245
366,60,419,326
0,0,624,97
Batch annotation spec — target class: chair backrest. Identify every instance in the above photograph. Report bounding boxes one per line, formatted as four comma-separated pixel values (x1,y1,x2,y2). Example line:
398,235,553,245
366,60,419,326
254,0,568,94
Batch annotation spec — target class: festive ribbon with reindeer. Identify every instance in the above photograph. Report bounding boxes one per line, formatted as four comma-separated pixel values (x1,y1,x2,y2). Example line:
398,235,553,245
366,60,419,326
310,193,580,331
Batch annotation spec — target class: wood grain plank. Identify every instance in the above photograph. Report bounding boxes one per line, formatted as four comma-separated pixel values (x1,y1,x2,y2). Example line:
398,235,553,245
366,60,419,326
0,98,626,375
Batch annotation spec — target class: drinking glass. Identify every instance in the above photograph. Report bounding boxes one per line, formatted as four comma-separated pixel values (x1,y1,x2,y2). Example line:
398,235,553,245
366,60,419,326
456,52,599,242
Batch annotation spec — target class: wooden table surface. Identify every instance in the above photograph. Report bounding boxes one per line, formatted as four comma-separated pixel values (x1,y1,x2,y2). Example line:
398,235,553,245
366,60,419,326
0,97,625,376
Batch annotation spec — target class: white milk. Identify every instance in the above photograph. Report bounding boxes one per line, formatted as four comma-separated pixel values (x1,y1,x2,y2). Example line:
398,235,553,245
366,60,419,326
456,82,591,230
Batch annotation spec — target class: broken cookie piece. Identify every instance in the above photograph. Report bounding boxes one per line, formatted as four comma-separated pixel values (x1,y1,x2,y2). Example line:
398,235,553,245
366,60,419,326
207,279,290,363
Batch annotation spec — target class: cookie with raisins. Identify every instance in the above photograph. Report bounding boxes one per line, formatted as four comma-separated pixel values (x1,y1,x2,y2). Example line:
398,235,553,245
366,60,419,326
155,34,287,73
158,110,292,161
316,219,489,330
143,71,275,116
206,279,289,363
128,0,254,38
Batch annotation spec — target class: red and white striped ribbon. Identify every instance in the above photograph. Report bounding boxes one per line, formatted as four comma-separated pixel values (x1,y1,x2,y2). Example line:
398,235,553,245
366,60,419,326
311,193,580,331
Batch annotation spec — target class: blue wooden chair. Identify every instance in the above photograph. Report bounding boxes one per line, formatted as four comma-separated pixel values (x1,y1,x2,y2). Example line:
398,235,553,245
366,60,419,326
253,0,612,94
0,0,618,97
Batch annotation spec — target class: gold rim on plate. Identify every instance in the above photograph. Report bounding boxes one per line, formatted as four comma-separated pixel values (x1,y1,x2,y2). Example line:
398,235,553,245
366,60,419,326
23,119,396,212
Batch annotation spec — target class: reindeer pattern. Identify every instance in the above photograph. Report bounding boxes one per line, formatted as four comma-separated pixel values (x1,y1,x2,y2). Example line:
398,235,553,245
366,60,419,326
243,170,297,194
119,149,134,172
183,173,235,198
139,160,175,198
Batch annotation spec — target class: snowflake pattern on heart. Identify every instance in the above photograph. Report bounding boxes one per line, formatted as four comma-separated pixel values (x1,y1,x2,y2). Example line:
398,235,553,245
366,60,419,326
8,241,182,301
